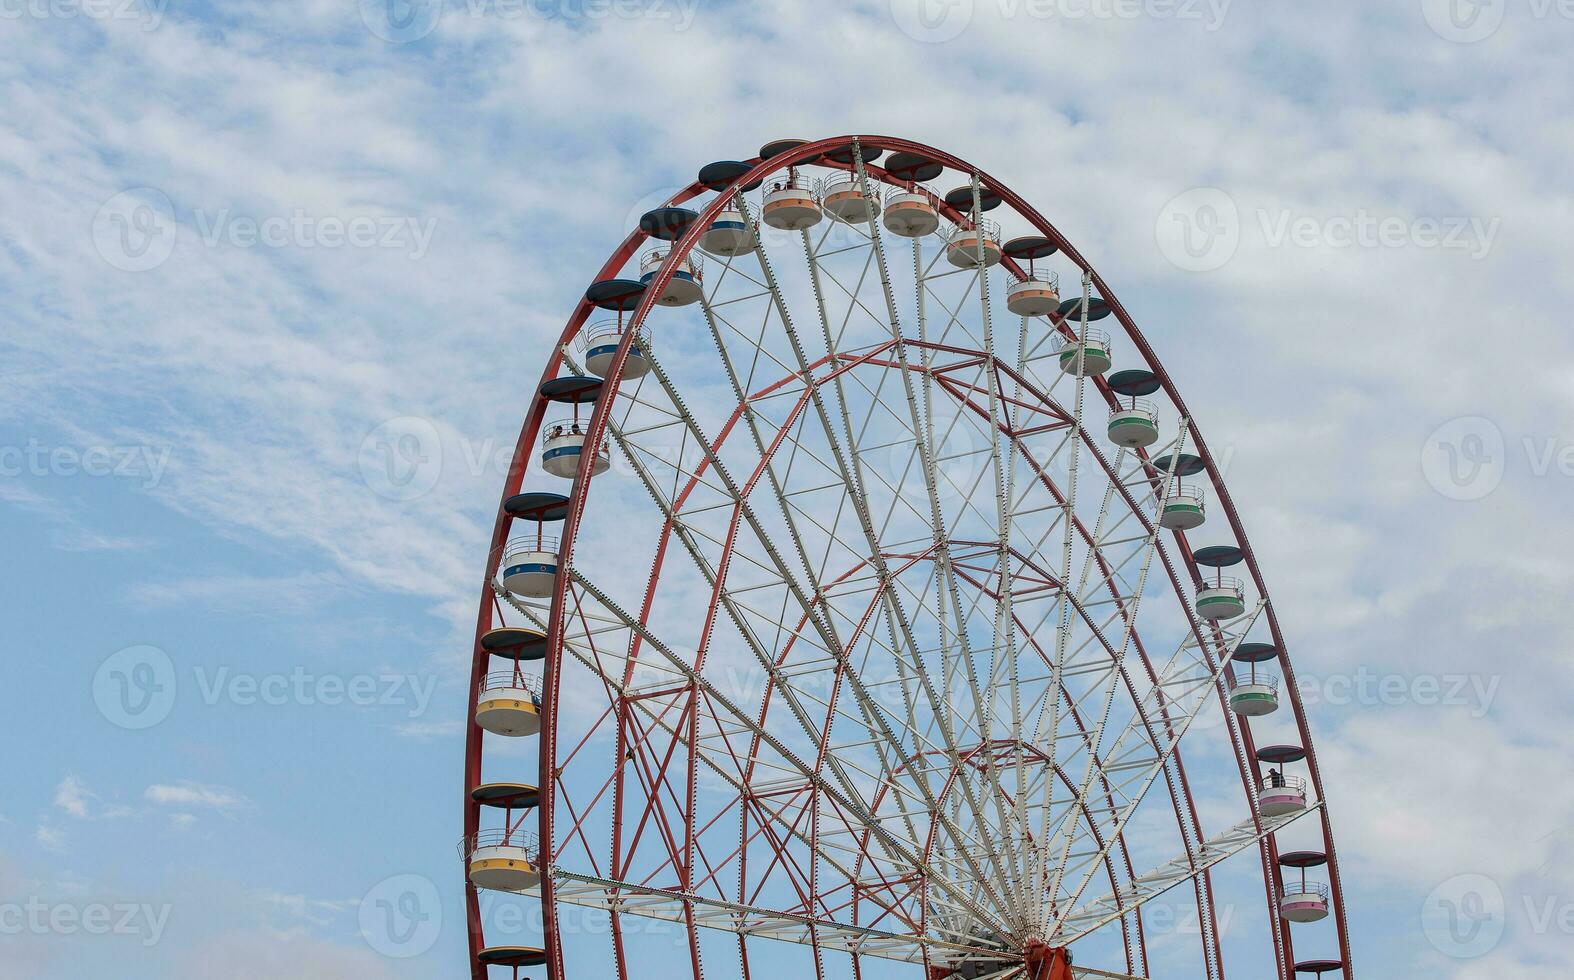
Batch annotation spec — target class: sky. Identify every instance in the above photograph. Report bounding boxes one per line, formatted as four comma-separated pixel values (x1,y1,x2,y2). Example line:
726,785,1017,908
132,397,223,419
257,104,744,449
2,0,1573,978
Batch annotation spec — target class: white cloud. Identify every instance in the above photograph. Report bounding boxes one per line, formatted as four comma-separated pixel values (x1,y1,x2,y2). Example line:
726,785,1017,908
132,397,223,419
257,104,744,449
1320,712,1574,885
52,775,92,819
171,928,405,980
255,890,358,926
0,485,152,553
143,782,248,813
124,569,348,613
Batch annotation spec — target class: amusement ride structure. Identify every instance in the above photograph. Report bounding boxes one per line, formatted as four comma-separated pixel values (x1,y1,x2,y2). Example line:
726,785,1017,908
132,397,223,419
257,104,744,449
460,136,1352,980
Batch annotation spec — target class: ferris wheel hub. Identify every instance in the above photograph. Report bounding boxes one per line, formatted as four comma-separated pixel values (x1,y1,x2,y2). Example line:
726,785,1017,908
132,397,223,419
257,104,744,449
1023,941,1073,980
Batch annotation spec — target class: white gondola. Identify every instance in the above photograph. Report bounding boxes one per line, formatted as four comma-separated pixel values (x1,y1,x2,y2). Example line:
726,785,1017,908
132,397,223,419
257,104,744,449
1053,328,1112,377
1257,775,1309,817
541,419,611,479
639,247,703,306
476,672,542,737
1229,673,1280,716
1108,399,1159,448
1281,883,1331,923
577,320,650,379
1157,483,1207,530
500,535,559,598
1196,576,1246,620
464,830,541,891
699,208,754,255
762,174,822,230
821,177,881,224
883,185,940,237
945,219,1003,268
1006,272,1060,316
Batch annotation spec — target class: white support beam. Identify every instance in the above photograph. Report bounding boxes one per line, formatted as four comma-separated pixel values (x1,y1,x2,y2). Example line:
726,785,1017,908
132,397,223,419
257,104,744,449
1054,800,1325,941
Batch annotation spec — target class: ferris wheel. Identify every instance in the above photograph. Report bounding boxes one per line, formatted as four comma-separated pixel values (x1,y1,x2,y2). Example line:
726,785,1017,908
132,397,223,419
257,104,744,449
460,136,1354,980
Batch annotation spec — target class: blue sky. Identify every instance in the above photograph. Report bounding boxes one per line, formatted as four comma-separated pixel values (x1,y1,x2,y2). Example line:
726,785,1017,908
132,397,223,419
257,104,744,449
2,1,1573,978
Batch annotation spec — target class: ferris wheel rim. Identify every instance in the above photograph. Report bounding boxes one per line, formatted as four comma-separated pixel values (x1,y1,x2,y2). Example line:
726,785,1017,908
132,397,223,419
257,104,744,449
461,135,1353,980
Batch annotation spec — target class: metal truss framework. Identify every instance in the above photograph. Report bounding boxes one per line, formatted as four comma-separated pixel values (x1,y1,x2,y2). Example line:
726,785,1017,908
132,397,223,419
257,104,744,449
461,136,1355,980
